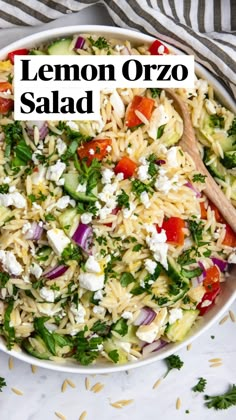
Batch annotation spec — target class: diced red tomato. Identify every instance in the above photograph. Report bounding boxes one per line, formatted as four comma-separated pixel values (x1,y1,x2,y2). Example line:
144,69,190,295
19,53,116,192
157,217,185,246
197,266,221,315
203,265,220,291
200,202,207,220
114,156,137,179
77,138,112,166
125,95,155,128
149,39,169,55
0,82,12,93
8,48,29,64
222,224,236,247
0,97,14,114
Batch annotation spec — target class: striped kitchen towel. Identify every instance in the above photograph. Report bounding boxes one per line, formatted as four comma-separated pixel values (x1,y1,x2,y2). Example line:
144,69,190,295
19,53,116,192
0,0,235,97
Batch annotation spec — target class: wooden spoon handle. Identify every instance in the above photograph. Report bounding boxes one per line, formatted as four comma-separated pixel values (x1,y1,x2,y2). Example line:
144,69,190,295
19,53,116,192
165,89,236,232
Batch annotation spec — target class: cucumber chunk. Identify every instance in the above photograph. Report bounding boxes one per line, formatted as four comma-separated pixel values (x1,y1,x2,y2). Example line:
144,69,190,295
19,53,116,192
22,335,52,360
167,256,189,286
58,208,80,237
48,38,77,55
63,173,97,202
166,309,199,342
204,149,226,181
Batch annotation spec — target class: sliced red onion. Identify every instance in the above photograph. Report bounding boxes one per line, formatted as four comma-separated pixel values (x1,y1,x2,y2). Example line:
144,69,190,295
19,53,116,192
211,257,228,272
196,261,206,284
133,307,156,326
43,265,68,279
156,159,166,166
142,339,168,357
185,181,201,198
72,223,93,253
26,121,48,140
75,36,85,50
24,222,43,241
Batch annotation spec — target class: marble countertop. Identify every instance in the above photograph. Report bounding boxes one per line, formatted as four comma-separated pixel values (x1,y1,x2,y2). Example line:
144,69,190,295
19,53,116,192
0,5,236,420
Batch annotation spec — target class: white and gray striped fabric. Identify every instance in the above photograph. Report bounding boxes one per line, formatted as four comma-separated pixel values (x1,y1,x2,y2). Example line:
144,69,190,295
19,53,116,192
0,0,235,97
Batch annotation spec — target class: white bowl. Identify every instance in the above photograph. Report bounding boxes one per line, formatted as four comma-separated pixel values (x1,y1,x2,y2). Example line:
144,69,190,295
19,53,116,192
0,25,235,373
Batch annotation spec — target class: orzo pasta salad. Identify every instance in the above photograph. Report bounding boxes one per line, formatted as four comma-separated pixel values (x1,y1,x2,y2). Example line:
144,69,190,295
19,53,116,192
0,34,235,365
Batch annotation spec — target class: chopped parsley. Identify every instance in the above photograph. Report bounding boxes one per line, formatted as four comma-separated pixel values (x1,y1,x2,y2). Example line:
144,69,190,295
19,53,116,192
177,248,196,266
0,184,9,194
227,118,236,137
60,243,81,263
15,140,32,163
117,189,130,209
88,36,110,50
132,244,142,252
4,299,15,349
192,173,207,183
91,320,110,337
131,179,153,198
74,328,103,365
3,121,23,157
193,377,207,392
0,272,10,288
209,114,224,129
164,355,184,377
111,318,128,337
157,124,166,139
147,153,158,177
108,349,119,363
45,213,56,222
28,192,47,203
150,88,162,98
205,384,236,410
0,377,6,392
188,219,204,246
120,272,135,287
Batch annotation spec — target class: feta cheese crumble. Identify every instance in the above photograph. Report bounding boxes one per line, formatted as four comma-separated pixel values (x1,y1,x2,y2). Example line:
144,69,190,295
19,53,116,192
168,308,183,324
30,263,43,279
56,196,75,209
140,191,151,208
145,225,168,269
70,303,86,323
0,192,26,209
39,287,55,303
47,228,70,255
85,256,101,273
46,161,66,182
56,138,67,156
144,259,157,275
78,272,105,291
81,212,93,224
0,250,23,276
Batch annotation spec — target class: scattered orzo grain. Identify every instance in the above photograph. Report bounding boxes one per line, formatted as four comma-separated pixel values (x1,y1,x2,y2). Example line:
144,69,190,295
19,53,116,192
208,358,222,363
219,315,229,325
55,412,66,420
66,379,76,388
110,399,134,409
90,382,105,393
8,356,14,370
11,387,23,396
152,378,162,389
31,365,37,374
61,380,68,393
79,411,87,420
210,362,223,368
176,398,181,410
187,343,192,351
229,310,236,323
85,377,90,390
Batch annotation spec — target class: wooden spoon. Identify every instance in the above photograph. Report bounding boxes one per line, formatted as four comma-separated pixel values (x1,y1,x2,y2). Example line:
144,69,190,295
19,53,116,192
165,88,236,232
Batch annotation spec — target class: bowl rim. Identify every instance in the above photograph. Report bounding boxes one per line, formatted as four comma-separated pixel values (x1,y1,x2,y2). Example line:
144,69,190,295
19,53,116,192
0,24,235,373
